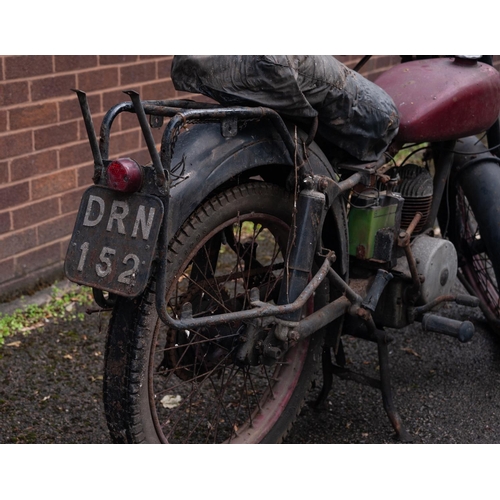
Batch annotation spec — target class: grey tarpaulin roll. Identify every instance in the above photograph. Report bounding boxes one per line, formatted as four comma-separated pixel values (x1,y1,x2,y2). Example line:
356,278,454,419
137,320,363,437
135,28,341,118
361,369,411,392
171,55,400,162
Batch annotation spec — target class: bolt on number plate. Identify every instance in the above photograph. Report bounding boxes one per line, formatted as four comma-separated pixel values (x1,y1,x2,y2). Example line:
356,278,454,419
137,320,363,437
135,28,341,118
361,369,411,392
65,185,164,297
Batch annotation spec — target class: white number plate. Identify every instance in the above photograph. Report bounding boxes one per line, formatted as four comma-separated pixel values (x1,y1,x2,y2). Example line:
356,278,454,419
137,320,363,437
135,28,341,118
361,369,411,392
65,186,164,297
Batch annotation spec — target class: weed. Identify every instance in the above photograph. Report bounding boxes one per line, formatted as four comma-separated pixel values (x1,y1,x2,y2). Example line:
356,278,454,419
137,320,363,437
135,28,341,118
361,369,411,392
0,286,94,346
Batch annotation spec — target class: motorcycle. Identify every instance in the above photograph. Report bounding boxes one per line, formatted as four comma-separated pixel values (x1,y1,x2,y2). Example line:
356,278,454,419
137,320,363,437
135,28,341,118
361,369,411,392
65,55,500,443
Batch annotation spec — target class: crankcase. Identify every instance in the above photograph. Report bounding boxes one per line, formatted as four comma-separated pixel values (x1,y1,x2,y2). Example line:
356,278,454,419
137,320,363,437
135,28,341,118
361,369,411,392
397,234,458,304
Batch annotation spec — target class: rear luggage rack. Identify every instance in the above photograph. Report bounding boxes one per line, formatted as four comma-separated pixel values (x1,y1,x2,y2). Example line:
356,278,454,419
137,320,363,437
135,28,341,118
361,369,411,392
74,90,312,192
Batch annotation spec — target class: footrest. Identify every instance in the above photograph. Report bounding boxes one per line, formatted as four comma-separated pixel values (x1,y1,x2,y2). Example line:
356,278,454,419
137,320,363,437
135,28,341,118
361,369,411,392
421,313,474,343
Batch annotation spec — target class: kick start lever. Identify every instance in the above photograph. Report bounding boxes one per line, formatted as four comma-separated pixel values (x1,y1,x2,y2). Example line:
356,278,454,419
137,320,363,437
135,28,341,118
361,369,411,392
421,314,474,343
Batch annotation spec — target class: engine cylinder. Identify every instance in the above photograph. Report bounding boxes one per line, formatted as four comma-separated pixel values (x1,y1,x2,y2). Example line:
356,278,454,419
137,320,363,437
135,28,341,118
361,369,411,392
397,164,433,234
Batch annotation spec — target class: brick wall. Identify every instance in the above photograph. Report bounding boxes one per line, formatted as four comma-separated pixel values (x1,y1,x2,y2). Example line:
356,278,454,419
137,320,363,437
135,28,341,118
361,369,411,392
0,55,499,300
0,55,178,300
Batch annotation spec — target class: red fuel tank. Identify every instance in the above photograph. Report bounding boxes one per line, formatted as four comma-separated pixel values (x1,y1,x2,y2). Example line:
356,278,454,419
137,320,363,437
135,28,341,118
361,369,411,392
375,58,500,144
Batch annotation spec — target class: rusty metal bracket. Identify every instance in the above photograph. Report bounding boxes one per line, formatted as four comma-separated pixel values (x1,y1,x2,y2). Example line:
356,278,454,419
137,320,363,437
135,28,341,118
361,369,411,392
72,89,104,183
221,116,238,137
316,171,374,214
156,251,335,331
159,106,302,174
397,211,423,291
124,91,168,190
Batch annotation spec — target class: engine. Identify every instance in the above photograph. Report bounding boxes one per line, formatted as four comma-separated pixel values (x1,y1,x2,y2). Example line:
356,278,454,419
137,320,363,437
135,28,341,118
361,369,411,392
396,164,457,305
348,163,459,328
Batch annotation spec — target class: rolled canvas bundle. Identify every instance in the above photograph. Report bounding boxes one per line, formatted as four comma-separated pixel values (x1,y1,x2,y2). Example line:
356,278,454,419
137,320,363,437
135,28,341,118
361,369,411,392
171,55,399,162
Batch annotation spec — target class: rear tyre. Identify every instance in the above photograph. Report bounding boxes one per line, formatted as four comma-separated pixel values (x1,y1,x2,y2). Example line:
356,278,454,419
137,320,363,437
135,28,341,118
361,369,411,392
103,182,325,443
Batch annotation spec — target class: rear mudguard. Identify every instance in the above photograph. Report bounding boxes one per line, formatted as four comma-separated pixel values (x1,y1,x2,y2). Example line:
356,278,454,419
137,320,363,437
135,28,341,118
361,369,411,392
165,119,349,277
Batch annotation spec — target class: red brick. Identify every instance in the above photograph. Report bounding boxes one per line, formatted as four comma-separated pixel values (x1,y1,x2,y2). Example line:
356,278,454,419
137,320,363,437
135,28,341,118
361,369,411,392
0,80,29,106
77,67,119,92
157,58,173,79
9,102,58,130
0,161,8,184
0,227,37,260
0,131,32,160
0,181,29,210
102,90,129,113
76,164,95,187
12,197,60,230
100,56,138,65
128,147,154,166
31,169,76,201
60,186,87,214
140,126,163,149
59,141,94,169
0,57,4,80
11,150,58,182
15,241,61,276
31,74,76,101
54,238,72,264
37,213,77,246
174,90,200,101
108,129,141,157
0,257,15,284
59,236,71,257
0,110,6,132
120,61,156,86
59,93,101,122
54,55,98,72
141,79,175,100
120,113,142,131
34,121,78,150
0,211,11,234
4,56,53,80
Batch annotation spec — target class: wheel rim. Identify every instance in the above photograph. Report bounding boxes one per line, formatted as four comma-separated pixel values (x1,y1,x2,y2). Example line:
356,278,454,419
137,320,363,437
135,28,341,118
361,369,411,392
148,211,311,443
456,187,500,318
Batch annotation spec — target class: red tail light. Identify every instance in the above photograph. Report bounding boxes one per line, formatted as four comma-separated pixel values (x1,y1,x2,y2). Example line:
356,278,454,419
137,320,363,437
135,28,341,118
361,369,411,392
107,158,143,193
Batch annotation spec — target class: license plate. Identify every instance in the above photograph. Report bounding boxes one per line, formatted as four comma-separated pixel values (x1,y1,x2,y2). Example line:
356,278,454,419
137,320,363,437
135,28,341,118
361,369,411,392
65,185,164,297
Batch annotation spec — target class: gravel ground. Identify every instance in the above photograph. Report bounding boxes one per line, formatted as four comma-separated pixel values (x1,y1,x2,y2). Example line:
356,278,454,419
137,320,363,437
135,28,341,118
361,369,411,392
285,302,500,444
0,287,111,444
1,280,500,444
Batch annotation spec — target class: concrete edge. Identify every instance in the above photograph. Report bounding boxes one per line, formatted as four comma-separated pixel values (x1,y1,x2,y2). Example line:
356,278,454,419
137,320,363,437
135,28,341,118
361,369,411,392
0,279,81,317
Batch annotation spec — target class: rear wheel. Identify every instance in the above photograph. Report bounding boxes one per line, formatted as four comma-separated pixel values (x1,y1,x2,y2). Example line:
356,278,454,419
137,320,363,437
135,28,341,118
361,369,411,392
104,182,325,443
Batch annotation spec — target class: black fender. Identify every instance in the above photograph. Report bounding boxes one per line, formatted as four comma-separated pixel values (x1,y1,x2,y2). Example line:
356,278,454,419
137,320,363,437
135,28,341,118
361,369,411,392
450,136,500,263
165,119,349,278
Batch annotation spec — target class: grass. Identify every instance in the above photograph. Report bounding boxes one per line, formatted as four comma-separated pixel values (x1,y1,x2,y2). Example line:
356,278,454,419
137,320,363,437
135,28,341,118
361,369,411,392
0,285,94,347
